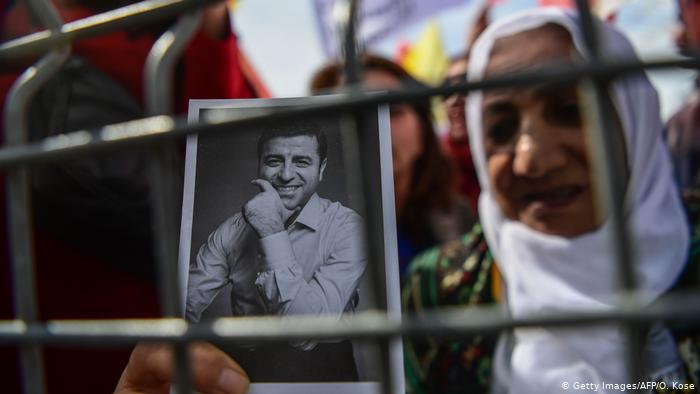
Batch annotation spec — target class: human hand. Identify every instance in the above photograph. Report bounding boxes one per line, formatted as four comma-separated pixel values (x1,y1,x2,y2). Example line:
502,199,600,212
243,179,297,238
114,342,249,394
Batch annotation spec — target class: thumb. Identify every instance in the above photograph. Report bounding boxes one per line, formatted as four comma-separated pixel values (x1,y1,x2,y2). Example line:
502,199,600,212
189,342,249,394
251,179,275,193
115,342,249,394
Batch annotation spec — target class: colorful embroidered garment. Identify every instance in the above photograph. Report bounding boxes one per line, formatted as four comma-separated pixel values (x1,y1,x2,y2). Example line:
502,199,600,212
403,224,498,394
403,215,700,394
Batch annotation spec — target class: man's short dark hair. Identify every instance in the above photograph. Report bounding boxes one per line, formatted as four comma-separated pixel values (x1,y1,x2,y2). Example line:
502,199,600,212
257,118,328,163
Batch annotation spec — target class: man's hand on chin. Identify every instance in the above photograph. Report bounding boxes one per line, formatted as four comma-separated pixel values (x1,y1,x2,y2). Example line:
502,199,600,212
243,179,298,238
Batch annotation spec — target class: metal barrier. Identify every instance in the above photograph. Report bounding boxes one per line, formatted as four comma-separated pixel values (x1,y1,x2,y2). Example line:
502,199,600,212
1,0,699,393
3,1,70,392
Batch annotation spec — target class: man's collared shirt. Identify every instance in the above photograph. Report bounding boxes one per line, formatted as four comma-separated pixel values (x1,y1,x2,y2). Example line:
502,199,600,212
186,193,367,324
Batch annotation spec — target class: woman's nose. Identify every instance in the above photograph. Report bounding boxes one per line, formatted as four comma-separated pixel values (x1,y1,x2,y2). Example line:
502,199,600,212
512,121,567,178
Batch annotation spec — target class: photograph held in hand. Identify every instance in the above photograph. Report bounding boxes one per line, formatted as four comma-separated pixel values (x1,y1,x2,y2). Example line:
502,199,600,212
180,98,403,393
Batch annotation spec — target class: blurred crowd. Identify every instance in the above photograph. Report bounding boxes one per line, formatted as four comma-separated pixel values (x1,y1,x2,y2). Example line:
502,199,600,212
1,0,700,393
0,0,258,392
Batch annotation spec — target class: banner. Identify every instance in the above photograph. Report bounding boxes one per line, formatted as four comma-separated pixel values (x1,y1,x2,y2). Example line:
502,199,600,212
538,0,628,20
313,0,468,58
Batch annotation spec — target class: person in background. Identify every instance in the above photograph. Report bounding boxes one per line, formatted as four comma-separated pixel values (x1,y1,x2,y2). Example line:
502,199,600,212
1,0,257,112
310,55,474,277
404,8,698,394
439,5,490,214
0,1,258,392
668,0,700,224
440,53,480,213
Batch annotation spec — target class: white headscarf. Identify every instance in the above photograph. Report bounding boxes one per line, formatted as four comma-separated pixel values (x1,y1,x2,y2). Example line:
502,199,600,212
466,8,690,393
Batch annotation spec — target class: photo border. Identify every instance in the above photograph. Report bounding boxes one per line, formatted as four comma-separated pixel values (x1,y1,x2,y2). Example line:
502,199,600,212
179,97,403,394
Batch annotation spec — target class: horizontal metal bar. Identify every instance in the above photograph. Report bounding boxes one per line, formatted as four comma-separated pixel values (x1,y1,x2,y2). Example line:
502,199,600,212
0,0,220,63
0,291,698,346
0,56,698,170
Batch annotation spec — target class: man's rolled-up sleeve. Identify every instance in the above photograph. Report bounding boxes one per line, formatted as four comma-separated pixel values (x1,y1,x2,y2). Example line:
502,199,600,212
186,222,232,322
255,213,367,316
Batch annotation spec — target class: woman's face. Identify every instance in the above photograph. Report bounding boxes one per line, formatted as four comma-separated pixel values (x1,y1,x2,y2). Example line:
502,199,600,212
443,58,469,140
482,25,599,237
363,69,424,177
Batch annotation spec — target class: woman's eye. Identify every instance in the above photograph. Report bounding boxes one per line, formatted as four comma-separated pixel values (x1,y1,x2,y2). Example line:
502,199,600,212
549,102,582,127
487,118,518,145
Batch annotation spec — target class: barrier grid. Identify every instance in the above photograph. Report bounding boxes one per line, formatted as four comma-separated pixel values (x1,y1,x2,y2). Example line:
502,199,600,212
1,0,699,393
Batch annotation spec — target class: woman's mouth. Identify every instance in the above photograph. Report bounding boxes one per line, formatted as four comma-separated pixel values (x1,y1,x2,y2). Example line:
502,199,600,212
521,185,584,215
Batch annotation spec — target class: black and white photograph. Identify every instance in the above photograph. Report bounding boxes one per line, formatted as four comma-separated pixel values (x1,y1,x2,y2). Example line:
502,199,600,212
178,98,403,394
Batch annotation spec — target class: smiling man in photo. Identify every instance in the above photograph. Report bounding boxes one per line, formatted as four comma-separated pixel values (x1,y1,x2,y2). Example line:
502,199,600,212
186,118,367,382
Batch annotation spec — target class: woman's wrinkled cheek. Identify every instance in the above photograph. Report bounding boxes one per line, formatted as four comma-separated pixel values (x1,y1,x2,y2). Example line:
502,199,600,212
488,153,518,219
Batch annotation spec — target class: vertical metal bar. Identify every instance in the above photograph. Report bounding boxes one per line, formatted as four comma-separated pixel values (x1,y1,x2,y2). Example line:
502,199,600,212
574,0,635,296
341,0,361,87
145,10,202,116
573,0,642,388
144,4,202,319
3,1,70,393
144,10,203,394
339,1,395,393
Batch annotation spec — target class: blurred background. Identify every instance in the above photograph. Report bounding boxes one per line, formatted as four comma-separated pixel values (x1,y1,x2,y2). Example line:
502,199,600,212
233,0,696,121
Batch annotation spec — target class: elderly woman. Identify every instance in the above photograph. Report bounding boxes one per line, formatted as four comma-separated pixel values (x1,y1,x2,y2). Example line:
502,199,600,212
403,8,698,394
